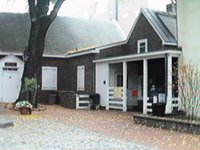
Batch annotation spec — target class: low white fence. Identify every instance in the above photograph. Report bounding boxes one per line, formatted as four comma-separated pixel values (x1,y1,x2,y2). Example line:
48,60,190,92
146,97,152,114
147,97,180,114
108,87,124,111
76,94,90,109
172,97,180,111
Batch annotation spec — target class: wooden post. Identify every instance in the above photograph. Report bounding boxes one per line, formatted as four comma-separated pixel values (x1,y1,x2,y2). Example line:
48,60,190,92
123,61,127,112
76,94,79,109
166,55,172,113
143,59,148,114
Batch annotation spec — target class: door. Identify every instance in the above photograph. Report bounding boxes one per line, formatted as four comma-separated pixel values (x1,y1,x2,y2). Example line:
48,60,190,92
2,68,20,102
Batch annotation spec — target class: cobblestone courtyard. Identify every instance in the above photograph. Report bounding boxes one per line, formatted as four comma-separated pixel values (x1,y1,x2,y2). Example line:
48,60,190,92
0,104,200,150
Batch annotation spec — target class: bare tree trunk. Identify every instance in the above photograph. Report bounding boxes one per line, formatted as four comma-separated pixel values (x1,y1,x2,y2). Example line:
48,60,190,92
15,0,65,107
17,19,48,105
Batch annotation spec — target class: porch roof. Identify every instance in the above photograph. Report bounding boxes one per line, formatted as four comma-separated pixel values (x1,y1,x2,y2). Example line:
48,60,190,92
93,50,182,63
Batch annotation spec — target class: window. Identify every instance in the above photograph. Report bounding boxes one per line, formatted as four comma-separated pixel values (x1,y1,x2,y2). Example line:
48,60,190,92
42,66,57,90
5,62,17,67
77,65,85,91
137,39,148,53
116,74,123,87
3,62,18,72
115,73,130,87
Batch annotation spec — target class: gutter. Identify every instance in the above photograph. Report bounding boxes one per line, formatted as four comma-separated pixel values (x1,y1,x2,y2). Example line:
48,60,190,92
93,50,182,63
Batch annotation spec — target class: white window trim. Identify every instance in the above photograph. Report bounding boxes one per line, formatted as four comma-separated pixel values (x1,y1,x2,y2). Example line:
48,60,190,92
42,66,57,90
77,65,85,91
137,38,148,53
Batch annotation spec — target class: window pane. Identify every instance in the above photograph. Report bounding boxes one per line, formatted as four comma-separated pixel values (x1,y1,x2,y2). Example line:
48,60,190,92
140,42,145,47
5,62,17,67
140,47,146,53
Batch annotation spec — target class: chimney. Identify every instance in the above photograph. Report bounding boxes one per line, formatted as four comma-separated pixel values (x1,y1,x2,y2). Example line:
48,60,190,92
166,3,176,14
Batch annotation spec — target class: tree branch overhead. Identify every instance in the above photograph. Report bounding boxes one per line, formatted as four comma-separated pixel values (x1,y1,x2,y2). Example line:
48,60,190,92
49,0,65,24
28,0,37,23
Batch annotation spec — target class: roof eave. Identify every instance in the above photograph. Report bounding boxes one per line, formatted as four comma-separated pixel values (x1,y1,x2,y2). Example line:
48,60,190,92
163,42,177,46
93,50,182,64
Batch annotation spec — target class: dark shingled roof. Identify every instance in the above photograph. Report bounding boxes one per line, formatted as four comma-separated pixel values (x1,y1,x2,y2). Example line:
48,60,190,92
142,8,177,44
0,13,124,55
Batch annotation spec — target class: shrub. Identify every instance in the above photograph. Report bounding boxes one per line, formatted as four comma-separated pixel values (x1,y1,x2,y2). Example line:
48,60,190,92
175,62,200,121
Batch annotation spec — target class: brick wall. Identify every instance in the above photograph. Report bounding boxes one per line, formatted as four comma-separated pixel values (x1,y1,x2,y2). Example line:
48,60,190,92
37,54,95,107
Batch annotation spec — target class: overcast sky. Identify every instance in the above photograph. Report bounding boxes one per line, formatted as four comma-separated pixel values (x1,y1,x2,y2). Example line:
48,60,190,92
59,0,171,17
0,0,171,17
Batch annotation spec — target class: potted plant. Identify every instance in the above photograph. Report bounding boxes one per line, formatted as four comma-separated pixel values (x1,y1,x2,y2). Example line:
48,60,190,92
24,77,38,107
16,100,33,115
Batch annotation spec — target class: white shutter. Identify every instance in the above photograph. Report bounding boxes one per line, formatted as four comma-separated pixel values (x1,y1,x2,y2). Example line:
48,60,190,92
42,66,57,90
77,65,85,91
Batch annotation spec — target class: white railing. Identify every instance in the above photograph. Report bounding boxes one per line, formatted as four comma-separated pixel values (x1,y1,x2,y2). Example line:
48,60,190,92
147,97,180,114
107,87,124,111
172,97,180,111
146,97,152,113
76,94,90,109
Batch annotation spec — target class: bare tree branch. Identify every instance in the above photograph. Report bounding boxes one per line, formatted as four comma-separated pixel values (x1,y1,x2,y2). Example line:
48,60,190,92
48,0,65,24
37,0,50,17
171,0,176,4
28,0,37,23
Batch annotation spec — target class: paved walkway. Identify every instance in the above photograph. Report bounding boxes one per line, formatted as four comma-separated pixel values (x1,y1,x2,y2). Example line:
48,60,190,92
0,114,154,150
1,104,200,150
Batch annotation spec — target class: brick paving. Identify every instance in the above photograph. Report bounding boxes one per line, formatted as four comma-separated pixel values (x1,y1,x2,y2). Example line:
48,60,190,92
1,104,200,150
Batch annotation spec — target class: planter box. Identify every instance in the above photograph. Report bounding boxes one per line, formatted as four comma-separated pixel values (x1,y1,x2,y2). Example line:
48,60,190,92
19,107,32,115
152,103,166,116
133,114,200,134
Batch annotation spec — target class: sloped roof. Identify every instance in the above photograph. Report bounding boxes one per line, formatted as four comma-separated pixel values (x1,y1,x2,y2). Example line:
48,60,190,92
141,8,177,45
0,13,124,55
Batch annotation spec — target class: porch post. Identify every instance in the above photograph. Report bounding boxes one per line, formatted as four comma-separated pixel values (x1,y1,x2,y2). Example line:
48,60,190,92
123,61,127,112
143,59,148,114
166,55,172,113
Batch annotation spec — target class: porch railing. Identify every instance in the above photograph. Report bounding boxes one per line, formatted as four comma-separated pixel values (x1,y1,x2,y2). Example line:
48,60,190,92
108,87,124,110
146,97,152,114
147,97,180,114
76,94,90,109
172,97,180,112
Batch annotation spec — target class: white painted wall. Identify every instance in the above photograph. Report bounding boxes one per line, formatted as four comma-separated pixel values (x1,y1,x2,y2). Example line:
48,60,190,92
0,55,24,102
95,63,109,107
177,0,200,117
177,0,200,65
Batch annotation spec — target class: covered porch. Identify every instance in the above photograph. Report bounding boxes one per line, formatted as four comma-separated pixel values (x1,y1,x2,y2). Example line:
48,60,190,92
95,50,181,114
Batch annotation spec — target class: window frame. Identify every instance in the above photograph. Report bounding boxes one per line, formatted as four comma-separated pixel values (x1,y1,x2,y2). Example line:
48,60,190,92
137,38,148,53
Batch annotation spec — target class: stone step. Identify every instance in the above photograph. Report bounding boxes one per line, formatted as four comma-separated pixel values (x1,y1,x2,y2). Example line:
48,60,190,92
0,121,14,128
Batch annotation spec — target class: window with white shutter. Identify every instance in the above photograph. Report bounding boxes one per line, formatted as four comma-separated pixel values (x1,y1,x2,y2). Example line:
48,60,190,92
77,65,85,91
42,66,57,90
